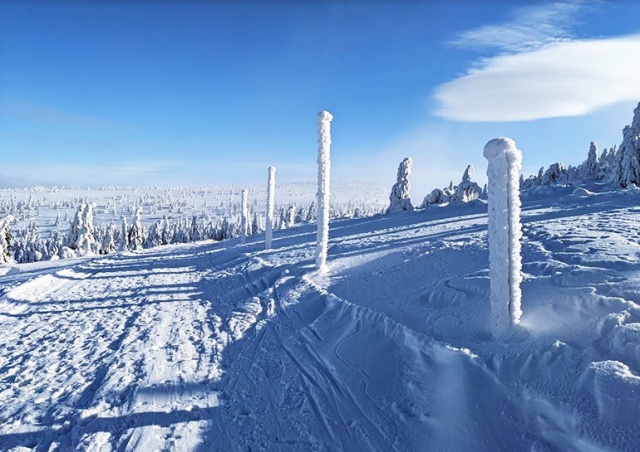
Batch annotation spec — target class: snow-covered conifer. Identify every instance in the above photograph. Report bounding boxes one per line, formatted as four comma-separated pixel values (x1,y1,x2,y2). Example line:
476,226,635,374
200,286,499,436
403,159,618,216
119,215,129,251
101,222,116,254
484,137,523,335
316,110,333,270
386,157,414,213
67,203,85,248
0,215,14,263
583,141,599,180
265,167,275,250
285,204,296,228
542,163,566,185
453,165,482,202
241,189,249,245
76,202,96,256
616,104,640,187
129,207,143,251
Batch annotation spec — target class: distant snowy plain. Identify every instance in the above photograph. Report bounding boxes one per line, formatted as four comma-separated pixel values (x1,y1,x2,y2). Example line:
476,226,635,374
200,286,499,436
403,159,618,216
1,182,640,451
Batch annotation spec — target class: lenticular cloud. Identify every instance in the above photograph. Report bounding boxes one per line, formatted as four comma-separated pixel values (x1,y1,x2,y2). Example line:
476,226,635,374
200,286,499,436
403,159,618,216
434,35,640,122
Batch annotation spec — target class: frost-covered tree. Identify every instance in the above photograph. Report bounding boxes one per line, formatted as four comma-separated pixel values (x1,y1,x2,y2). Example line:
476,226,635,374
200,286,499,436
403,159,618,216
0,215,14,263
67,203,85,248
101,222,116,255
285,204,296,228
582,141,600,180
616,103,640,187
316,110,333,269
76,202,96,256
119,215,129,251
129,207,143,251
453,165,482,202
265,167,275,250
386,157,414,213
484,137,523,335
542,163,566,185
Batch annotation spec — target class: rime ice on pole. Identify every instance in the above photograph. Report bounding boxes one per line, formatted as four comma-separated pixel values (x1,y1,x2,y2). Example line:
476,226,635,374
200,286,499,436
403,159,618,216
265,167,275,250
241,189,249,245
484,137,523,335
316,110,333,270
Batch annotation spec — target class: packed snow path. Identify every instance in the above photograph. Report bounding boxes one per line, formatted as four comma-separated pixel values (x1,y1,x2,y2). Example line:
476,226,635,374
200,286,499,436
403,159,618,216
1,185,640,451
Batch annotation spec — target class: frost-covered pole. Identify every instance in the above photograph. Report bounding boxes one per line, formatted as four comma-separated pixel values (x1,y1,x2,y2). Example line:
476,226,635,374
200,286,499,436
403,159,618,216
241,188,249,245
484,137,523,335
265,167,275,250
316,110,333,270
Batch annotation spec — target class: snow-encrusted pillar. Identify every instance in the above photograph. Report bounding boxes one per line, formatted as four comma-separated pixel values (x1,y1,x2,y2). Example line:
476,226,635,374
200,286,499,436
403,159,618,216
241,188,249,245
265,167,275,250
316,110,333,270
484,137,523,335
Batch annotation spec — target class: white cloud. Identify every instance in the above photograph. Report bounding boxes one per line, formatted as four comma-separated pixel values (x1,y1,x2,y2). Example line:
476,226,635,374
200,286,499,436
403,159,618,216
448,1,588,53
434,35,640,122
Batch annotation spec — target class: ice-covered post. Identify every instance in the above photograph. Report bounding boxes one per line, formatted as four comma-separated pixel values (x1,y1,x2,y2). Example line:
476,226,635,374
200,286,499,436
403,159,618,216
265,167,275,250
241,188,249,245
484,137,523,335
316,110,333,270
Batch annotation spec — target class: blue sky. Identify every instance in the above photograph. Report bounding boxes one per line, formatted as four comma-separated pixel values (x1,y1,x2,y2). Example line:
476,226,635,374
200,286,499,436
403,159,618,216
1,1,640,195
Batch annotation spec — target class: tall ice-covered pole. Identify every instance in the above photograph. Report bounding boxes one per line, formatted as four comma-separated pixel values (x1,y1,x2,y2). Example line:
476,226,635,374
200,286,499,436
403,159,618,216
265,167,276,250
316,110,333,270
240,188,249,245
484,137,523,335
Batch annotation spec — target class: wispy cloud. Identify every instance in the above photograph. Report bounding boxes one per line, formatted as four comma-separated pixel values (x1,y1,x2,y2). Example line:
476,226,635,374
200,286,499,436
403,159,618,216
448,1,590,53
434,35,640,122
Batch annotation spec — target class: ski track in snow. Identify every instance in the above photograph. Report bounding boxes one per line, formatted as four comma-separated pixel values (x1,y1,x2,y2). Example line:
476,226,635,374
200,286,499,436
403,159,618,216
2,186,640,450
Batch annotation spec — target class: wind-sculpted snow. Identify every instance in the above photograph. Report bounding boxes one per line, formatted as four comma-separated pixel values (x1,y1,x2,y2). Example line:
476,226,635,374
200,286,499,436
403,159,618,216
1,186,640,450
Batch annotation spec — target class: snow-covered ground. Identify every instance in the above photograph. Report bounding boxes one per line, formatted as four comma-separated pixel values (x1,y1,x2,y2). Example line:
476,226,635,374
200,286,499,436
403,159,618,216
1,183,640,451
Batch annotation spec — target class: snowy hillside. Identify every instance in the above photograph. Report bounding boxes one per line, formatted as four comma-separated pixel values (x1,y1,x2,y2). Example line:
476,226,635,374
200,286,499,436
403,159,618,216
2,183,640,451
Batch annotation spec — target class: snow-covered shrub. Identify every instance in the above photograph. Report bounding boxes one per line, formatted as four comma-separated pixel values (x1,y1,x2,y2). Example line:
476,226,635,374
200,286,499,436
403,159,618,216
266,167,275,250
316,110,333,270
386,157,414,213
484,137,523,335
420,188,449,207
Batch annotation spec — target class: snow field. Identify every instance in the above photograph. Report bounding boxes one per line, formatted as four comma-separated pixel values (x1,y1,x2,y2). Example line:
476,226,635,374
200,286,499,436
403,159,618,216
1,185,640,450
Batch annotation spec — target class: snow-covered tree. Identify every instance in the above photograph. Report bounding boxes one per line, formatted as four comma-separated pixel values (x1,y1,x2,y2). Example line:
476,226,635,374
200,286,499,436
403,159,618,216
119,215,129,251
386,157,414,213
316,110,333,269
101,222,116,255
0,215,14,263
542,163,566,185
285,204,296,228
582,141,600,180
76,202,96,256
129,207,143,251
484,137,523,335
616,103,640,187
67,203,85,249
453,165,482,202
265,167,275,250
